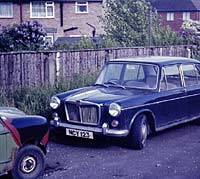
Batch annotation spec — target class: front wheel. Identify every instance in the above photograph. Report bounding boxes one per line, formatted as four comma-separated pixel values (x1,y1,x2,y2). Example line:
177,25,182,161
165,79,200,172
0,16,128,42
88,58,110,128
129,114,149,150
12,145,45,179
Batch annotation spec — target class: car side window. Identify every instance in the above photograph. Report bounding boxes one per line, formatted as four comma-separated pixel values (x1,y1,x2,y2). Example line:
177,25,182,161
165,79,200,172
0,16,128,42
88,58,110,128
182,64,199,86
160,65,182,90
123,64,144,81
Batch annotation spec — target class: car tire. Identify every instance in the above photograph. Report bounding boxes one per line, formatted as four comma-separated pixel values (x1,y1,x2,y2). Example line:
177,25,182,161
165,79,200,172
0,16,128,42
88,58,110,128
129,114,149,150
12,145,45,179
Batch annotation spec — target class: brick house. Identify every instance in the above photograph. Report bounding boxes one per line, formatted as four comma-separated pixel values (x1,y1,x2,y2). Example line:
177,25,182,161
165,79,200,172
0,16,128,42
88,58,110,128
150,0,200,32
0,0,104,44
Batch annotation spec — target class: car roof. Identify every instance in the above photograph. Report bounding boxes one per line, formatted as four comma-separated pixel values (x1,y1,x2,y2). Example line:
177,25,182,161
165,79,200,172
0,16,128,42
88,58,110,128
108,56,200,66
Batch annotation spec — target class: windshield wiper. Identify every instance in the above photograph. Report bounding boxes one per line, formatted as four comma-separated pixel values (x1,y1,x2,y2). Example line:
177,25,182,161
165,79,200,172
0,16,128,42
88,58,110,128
93,83,108,88
104,81,126,89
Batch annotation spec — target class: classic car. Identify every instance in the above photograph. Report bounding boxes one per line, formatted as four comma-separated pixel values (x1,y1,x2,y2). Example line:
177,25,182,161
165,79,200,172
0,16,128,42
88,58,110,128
0,107,49,179
50,56,200,149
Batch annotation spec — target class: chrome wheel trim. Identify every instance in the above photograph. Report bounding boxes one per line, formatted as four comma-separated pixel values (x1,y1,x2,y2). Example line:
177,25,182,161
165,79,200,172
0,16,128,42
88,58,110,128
141,121,148,145
21,156,36,174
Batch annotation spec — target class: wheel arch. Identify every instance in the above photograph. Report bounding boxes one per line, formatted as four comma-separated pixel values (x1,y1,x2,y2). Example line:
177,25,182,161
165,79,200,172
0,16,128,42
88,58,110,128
22,138,47,155
129,109,156,134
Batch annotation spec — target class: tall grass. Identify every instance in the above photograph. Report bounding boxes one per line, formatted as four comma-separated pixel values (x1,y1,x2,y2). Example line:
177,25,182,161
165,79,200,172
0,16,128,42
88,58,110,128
0,72,98,119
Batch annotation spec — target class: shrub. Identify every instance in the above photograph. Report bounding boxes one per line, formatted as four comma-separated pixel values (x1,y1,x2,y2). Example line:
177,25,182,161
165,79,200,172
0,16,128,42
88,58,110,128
0,21,46,52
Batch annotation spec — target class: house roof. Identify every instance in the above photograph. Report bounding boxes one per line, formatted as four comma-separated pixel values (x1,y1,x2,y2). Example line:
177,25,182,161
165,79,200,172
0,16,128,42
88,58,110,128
55,37,103,46
149,0,200,12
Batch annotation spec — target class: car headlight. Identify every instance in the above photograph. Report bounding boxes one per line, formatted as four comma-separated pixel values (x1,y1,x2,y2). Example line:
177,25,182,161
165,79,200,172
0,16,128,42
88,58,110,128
109,103,121,117
50,96,61,109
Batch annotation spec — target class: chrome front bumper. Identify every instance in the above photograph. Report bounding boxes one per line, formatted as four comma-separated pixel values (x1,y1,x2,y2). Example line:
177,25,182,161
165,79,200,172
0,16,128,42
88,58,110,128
50,120,129,137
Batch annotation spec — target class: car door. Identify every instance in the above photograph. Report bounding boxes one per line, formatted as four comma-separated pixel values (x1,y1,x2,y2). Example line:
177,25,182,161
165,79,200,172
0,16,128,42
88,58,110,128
182,63,200,118
0,119,7,174
155,64,188,127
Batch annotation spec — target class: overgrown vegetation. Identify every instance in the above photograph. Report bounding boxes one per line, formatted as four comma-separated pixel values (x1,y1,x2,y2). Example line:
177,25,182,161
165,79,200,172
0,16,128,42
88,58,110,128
0,21,46,52
0,73,98,119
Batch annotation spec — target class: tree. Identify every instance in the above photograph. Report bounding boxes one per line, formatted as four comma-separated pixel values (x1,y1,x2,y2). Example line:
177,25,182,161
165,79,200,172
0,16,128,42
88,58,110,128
102,0,151,46
0,21,46,52
102,0,183,47
153,26,183,46
180,20,200,45
180,20,200,59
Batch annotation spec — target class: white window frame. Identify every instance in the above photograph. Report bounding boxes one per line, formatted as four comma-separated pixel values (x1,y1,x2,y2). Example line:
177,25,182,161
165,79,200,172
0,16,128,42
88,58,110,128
183,12,190,21
167,12,174,21
30,1,55,18
0,2,13,18
75,2,88,14
45,35,54,46
69,35,87,37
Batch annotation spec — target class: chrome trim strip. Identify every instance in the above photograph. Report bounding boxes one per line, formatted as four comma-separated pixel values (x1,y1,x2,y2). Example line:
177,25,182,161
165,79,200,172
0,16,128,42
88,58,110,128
0,159,11,164
103,129,129,137
156,114,200,131
122,92,200,111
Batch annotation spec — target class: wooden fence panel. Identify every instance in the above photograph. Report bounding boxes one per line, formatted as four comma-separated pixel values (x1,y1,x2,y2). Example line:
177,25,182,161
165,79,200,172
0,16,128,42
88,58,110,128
0,45,192,92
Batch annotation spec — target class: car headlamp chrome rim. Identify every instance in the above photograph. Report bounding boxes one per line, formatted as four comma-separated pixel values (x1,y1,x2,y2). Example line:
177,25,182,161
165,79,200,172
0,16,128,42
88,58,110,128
109,103,121,117
50,96,61,109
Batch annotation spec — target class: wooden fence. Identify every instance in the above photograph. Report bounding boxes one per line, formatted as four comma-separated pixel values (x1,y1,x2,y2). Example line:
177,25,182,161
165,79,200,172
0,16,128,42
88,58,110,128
0,45,192,91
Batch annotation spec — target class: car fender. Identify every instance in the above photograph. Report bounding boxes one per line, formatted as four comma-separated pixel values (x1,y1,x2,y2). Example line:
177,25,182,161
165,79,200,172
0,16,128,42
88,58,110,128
128,109,156,132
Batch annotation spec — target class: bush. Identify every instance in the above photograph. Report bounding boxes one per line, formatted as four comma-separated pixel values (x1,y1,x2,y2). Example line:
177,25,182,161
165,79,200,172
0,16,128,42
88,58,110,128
0,21,46,52
0,72,98,119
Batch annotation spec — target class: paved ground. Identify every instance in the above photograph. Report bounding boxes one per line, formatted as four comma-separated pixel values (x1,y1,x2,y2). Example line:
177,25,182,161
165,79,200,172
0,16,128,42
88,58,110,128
1,123,200,179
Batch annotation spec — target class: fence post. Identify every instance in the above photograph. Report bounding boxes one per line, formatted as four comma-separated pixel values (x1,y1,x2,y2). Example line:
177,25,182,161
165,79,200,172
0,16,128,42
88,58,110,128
56,51,61,83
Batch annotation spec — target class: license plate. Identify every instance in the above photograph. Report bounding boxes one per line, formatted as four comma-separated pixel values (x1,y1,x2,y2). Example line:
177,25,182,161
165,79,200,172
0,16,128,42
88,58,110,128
66,128,94,139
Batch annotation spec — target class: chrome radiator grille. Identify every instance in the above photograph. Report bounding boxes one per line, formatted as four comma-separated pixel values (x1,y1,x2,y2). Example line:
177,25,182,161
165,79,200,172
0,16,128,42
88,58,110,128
65,101,100,125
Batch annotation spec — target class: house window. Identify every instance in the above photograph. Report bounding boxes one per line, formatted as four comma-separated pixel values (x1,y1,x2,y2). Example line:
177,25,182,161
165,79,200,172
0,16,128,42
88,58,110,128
167,12,174,21
0,2,13,18
75,2,88,14
30,1,54,18
45,34,54,46
183,12,190,21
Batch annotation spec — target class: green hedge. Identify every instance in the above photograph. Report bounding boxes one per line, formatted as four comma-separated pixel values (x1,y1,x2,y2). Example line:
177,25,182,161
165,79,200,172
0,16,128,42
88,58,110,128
0,73,97,119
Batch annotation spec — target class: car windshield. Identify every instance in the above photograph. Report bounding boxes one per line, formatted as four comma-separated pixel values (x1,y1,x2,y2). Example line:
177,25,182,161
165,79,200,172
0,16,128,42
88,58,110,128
95,62,159,90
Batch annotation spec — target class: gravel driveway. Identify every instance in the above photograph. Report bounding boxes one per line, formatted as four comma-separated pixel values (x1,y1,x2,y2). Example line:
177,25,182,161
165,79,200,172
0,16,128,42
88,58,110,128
1,123,199,179
44,123,200,179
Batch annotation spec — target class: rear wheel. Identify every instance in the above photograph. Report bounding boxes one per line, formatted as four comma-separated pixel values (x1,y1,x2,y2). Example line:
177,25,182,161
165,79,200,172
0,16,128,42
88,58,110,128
12,145,45,179
129,114,149,150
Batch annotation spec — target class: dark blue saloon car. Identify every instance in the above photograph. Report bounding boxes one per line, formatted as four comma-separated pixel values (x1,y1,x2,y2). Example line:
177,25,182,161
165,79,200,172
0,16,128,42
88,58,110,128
50,56,200,149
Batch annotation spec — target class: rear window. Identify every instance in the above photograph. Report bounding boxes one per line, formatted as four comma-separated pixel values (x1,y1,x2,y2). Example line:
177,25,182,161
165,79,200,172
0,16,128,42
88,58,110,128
182,64,200,86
